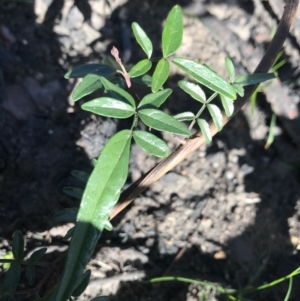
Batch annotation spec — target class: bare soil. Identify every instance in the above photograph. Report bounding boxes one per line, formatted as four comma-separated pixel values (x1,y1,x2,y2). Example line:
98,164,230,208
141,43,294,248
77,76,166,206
1,1,300,300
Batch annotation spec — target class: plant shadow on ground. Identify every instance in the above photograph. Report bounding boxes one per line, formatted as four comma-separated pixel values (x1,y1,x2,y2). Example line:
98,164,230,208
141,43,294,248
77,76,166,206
1,1,300,301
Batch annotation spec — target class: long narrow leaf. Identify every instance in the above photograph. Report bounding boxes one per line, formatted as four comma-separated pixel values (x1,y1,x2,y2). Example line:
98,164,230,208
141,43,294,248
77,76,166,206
225,57,235,82
55,130,132,301
173,57,236,100
12,230,24,261
162,5,183,57
129,59,152,78
174,111,195,121
197,119,212,144
220,95,234,117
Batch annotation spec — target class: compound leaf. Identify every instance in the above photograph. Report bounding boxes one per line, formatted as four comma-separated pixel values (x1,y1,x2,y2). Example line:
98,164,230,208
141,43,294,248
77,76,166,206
132,22,153,58
162,5,183,57
152,58,170,93
82,97,135,118
133,130,170,157
138,108,191,136
173,58,236,100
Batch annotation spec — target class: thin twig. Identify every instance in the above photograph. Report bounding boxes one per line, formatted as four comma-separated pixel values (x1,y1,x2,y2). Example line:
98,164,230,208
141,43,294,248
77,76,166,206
110,0,300,221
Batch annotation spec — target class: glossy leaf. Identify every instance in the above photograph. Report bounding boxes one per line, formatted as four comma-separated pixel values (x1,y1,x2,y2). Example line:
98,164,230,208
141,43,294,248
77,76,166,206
162,5,183,57
26,265,36,285
65,64,114,79
173,58,236,100
71,170,89,183
152,58,170,93
12,230,24,261
82,97,135,118
225,57,235,82
63,187,83,200
55,130,132,301
220,95,234,117
3,263,21,294
138,89,172,108
232,83,244,97
72,74,103,101
138,108,191,136
29,248,47,263
178,80,206,103
71,270,91,297
132,22,153,58
197,119,212,144
133,130,170,157
100,77,135,107
207,104,223,131
235,73,276,86
174,111,195,121
53,208,78,222
129,59,152,78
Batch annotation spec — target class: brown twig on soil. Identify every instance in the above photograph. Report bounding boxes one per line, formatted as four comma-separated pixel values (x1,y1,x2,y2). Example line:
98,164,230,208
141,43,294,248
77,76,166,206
109,0,300,221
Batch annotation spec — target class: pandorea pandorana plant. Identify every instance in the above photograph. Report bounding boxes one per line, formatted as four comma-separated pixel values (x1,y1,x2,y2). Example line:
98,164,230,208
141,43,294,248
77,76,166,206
1,1,299,300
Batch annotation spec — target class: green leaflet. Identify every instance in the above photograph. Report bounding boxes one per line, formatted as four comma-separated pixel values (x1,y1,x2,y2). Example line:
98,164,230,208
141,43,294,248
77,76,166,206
100,77,136,107
225,57,235,83
132,22,153,58
129,59,152,78
197,119,212,144
12,230,24,261
207,104,223,131
53,208,78,223
173,57,236,100
72,74,103,102
55,130,132,301
63,187,83,200
220,95,234,117
152,58,170,93
26,265,36,285
162,5,183,57
138,108,191,136
133,130,170,157
174,111,195,121
81,97,135,119
138,89,172,108
178,80,206,103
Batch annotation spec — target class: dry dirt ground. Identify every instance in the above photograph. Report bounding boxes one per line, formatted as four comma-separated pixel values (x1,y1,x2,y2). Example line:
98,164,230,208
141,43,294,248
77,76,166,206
1,0,300,300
